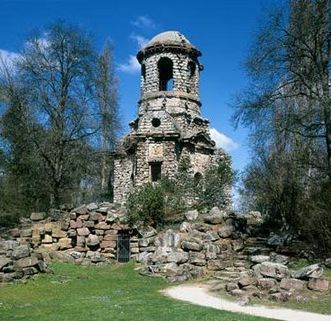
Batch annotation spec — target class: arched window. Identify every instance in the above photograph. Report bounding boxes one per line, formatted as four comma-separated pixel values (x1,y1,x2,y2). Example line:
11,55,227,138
188,61,196,78
194,172,203,186
158,57,174,91
141,64,146,80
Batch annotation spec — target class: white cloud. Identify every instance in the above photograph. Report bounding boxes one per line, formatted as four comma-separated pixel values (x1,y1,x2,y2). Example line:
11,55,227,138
131,16,156,29
130,33,149,49
0,49,20,67
118,55,140,73
210,128,239,151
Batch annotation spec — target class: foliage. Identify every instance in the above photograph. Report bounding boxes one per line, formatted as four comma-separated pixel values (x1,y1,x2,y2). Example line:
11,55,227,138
233,0,331,253
196,157,234,210
0,20,120,217
126,155,233,227
126,183,165,227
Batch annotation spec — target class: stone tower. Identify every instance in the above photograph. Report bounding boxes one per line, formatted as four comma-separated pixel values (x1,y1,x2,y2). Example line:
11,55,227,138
113,31,228,204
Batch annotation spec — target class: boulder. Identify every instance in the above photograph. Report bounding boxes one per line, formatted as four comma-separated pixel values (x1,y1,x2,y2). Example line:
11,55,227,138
179,222,192,233
86,235,100,247
100,240,116,249
58,238,72,250
139,237,154,247
86,251,105,263
204,207,226,224
0,256,12,271
232,239,244,252
20,229,32,237
72,205,88,215
91,212,104,222
226,282,239,292
189,252,206,266
280,278,306,291
164,262,181,276
203,231,219,242
207,260,226,271
238,271,255,287
204,243,219,260
181,241,203,252
12,245,30,260
269,291,291,302
184,209,199,221
255,262,289,280
42,234,53,244
87,203,98,211
308,277,329,292
250,255,270,264
257,278,278,290
77,227,90,236
138,226,157,238
267,233,291,247
30,212,46,221
325,258,331,268
14,256,39,269
1,240,19,251
218,225,235,238
270,253,290,265
167,250,189,264
23,267,38,275
292,264,323,280
52,228,67,239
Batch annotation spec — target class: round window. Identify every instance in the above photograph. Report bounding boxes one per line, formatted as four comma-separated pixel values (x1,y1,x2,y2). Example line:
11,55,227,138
152,118,161,127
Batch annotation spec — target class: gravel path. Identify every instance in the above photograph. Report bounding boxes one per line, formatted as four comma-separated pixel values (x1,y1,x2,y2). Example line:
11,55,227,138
163,284,331,321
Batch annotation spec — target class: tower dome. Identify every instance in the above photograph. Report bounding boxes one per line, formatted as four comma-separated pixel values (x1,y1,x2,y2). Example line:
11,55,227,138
146,31,192,47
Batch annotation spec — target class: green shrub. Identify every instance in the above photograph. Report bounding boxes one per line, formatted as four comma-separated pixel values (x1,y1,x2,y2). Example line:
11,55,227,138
126,183,164,227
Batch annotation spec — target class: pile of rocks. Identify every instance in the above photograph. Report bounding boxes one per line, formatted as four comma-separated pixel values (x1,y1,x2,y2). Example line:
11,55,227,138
0,240,46,282
5,203,139,268
220,254,330,302
137,207,259,282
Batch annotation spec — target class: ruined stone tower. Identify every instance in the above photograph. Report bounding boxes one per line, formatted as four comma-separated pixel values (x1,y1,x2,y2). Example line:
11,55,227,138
113,31,228,204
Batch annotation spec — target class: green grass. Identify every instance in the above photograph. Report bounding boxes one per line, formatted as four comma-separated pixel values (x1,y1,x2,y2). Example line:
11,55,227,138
0,262,274,321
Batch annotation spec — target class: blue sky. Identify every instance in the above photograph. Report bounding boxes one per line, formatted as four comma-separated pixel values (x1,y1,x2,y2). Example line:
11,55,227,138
0,0,273,173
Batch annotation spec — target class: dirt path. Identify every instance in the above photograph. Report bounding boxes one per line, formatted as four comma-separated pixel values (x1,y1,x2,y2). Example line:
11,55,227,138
163,284,331,321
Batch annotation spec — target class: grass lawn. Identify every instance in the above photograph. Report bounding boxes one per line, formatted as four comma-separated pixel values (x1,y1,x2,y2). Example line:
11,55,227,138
0,262,274,321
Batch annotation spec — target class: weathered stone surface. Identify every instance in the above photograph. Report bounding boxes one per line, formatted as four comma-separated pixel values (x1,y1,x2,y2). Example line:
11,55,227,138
179,222,192,233
280,278,306,291
30,212,46,221
86,235,100,247
0,256,11,270
58,238,72,250
250,255,270,264
207,260,226,271
42,234,53,244
91,212,104,222
189,252,206,266
204,243,219,260
308,277,329,292
269,291,291,302
100,240,116,249
181,241,203,252
218,225,235,238
86,251,105,263
232,239,244,252
1,240,19,251
20,229,32,237
257,278,277,290
94,222,110,230
255,262,289,280
155,230,181,248
325,258,331,268
238,272,255,287
167,251,189,264
72,205,88,215
77,227,90,236
226,282,239,292
14,256,39,269
138,226,157,238
184,209,199,221
292,264,323,280
204,207,225,224
139,237,154,247
52,228,67,239
12,245,30,260
270,253,290,265
23,267,38,275
87,203,98,211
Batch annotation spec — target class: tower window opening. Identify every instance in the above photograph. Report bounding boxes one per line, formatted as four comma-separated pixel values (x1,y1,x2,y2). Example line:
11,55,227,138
158,57,174,91
152,118,161,127
188,61,196,78
194,172,203,186
150,162,162,182
141,64,146,80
